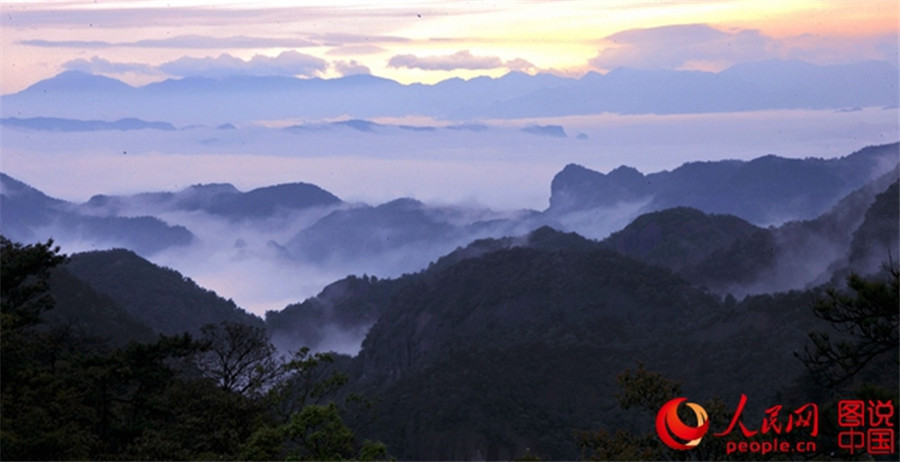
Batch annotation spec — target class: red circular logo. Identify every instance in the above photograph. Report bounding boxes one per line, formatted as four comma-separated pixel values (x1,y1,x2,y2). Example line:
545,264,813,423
656,397,710,450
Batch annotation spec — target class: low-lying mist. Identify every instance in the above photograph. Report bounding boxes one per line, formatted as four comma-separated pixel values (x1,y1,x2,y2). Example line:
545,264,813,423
2,108,897,355
3,108,896,209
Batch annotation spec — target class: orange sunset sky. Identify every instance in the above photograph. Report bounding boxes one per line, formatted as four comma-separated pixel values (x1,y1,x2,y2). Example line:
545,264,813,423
1,1,898,94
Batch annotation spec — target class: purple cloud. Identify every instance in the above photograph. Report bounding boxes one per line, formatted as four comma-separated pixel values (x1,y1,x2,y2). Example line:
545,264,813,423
326,45,388,56
63,56,160,76
22,35,318,49
505,58,537,73
159,51,328,78
333,60,372,76
590,24,772,70
309,33,410,47
589,24,899,71
388,50,534,71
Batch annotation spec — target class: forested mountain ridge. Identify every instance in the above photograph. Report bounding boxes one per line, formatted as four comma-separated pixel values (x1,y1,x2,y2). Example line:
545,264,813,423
266,226,606,355
603,207,761,271
339,233,859,459
82,181,343,221
355,244,715,388
1,237,386,461
3,143,895,281
266,274,399,356
46,267,157,346
261,174,898,458
2,182,897,459
548,142,899,225
64,248,263,335
5,208,895,460
600,171,899,295
265,170,898,375
0,173,193,255
1,141,897,460
845,180,900,273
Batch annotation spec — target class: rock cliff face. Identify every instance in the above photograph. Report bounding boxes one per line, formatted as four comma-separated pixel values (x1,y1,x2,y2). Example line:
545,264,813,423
846,181,900,273
548,164,650,213
547,142,900,225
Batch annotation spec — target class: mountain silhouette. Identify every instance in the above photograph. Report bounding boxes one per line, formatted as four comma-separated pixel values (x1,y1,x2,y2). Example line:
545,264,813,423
464,60,899,118
335,227,836,459
5,153,896,459
1,116,176,131
601,169,899,295
47,267,157,345
547,142,899,225
0,173,193,255
603,207,761,271
3,60,895,124
64,248,263,335
83,181,342,221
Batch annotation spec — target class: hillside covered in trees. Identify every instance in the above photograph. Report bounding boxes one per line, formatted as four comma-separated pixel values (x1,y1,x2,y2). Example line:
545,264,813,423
1,144,898,460
2,176,897,459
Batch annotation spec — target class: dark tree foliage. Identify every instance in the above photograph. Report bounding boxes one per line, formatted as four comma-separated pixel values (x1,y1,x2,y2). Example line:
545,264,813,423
282,403,363,460
63,248,263,336
0,236,78,459
577,363,682,461
798,264,900,386
1,237,387,461
615,362,683,413
195,321,283,396
1,236,66,331
270,347,350,420
579,364,784,461
242,348,386,461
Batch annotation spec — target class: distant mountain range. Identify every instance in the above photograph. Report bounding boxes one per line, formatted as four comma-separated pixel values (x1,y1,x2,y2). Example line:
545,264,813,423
283,198,545,273
5,47,897,460
8,145,896,460
267,169,898,360
604,170,899,295
0,116,176,131
547,143,900,225
2,59,896,125
0,115,576,139
268,177,897,459
0,173,193,255
83,181,342,221
36,193,897,459
3,143,897,273
39,207,896,459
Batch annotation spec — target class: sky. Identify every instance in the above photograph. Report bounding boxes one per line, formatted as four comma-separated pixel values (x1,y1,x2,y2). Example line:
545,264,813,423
1,0,898,94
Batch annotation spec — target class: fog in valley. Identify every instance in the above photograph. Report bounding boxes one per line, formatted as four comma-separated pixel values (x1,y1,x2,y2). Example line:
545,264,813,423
5,108,896,208
3,107,896,326
3,4,899,459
